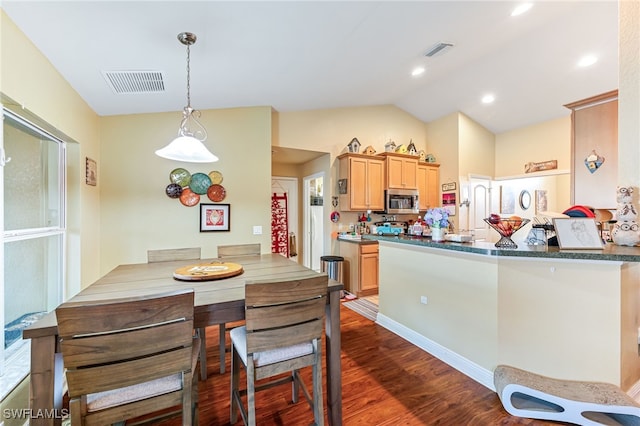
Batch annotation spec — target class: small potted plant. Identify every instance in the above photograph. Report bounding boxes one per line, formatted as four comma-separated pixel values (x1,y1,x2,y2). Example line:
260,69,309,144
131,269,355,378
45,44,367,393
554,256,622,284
424,207,449,242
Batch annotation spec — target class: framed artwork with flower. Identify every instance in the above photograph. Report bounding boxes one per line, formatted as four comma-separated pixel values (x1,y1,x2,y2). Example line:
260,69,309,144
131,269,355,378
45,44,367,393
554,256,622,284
200,203,230,232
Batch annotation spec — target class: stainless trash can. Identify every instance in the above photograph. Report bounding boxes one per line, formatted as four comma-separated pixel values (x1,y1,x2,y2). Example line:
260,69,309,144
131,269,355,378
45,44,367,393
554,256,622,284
320,255,344,284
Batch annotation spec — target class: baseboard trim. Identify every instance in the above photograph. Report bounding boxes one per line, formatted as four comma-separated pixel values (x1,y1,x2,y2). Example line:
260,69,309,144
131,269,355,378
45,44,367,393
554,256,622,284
376,313,495,391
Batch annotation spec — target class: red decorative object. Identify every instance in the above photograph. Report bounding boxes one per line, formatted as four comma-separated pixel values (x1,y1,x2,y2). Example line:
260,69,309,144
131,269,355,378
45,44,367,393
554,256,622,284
271,193,289,257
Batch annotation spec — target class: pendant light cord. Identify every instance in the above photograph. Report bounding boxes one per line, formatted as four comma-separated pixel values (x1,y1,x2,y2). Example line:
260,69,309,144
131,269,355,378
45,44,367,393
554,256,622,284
186,42,191,109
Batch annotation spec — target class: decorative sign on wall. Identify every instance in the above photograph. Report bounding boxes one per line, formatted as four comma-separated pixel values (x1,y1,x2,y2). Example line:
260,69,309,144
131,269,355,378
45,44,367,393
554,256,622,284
271,193,289,257
524,160,558,174
442,182,456,191
584,150,605,174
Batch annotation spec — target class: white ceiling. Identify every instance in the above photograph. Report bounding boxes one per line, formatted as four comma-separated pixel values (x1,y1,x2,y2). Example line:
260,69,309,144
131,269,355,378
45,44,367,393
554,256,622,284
2,1,618,136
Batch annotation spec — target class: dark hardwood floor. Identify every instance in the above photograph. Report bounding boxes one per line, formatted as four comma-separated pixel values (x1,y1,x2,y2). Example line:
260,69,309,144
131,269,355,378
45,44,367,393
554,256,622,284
148,302,566,426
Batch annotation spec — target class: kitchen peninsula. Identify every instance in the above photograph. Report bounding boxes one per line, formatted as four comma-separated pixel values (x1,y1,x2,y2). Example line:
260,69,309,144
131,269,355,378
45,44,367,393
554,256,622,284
363,234,640,394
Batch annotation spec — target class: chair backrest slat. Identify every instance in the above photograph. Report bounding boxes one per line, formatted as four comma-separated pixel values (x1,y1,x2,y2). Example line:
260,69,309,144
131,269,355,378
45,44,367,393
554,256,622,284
65,346,192,397
147,247,201,263
56,289,195,399
217,243,260,258
247,318,324,354
245,275,328,306
244,275,327,354
245,297,325,331
59,321,193,368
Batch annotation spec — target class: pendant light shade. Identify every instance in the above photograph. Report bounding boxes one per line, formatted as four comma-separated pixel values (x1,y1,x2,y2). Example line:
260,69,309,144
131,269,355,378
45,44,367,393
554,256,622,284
155,135,219,163
156,32,218,163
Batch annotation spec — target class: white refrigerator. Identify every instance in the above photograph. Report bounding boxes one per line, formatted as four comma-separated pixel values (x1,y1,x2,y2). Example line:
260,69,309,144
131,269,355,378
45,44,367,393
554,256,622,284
308,205,324,272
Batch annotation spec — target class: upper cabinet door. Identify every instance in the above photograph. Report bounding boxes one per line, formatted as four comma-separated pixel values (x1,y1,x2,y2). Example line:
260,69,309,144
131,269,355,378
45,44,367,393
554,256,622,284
382,153,418,190
366,158,384,210
417,164,440,211
337,153,385,211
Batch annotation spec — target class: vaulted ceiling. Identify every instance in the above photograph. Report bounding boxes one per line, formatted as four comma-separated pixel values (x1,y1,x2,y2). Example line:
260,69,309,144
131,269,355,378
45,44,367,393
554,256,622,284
2,1,618,135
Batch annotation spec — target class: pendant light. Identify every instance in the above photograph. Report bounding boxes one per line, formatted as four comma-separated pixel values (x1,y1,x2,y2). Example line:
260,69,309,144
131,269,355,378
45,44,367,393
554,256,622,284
156,32,218,163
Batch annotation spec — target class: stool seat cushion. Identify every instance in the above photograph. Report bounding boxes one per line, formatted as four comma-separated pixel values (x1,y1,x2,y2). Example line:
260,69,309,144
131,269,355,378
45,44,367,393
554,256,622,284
230,326,313,367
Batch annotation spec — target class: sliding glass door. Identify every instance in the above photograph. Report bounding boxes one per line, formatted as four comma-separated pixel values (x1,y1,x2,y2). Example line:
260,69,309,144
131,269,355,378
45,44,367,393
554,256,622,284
1,108,66,395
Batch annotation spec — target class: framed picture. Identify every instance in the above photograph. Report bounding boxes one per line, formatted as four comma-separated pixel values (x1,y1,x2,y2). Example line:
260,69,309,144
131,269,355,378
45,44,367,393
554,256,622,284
338,179,348,194
535,190,548,214
85,157,97,186
200,203,230,232
553,218,603,249
500,186,515,215
442,192,456,216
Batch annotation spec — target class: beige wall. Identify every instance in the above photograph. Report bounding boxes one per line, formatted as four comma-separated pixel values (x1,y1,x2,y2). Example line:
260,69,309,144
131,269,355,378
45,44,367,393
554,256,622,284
1,10,101,295
99,107,272,274
459,112,495,179
495,116,571,178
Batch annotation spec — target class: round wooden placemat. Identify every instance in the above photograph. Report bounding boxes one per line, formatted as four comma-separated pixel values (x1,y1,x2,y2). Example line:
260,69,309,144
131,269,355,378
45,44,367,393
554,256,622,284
173,262,243,281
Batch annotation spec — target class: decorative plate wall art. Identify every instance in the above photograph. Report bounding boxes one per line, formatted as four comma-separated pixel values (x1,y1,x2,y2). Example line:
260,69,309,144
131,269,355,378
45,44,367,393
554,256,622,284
164,168,228,206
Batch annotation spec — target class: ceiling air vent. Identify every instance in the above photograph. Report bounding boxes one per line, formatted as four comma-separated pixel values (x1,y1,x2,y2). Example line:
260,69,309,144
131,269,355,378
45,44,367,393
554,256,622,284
102,70,165,94
424,42,454,58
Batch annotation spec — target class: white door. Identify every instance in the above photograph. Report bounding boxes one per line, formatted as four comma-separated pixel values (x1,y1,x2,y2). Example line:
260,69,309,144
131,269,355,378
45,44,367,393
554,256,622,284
271,177,298,258
303,173,324,271
468,176,492,241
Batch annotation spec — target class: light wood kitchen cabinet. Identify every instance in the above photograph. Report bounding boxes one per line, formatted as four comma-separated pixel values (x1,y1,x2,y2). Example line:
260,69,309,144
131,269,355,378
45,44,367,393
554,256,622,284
417,163,440,211
339,240,379,297
565,90,618,209
378,152,418,190
337,153,384,211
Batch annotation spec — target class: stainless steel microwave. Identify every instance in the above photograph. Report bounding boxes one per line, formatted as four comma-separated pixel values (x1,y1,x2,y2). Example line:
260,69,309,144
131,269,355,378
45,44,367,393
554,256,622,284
381,189,419,214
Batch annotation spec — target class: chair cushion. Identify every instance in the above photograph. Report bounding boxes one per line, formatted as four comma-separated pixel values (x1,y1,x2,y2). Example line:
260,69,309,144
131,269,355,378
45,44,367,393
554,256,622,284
80,338,200,412
86,374,182,411
230,326,313,367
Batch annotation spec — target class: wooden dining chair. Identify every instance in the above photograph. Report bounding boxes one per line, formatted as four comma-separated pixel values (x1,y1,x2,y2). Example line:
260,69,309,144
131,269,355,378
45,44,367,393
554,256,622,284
55,289,200,426
217,243,261,258
216,243,261,374
147,247,208,381
230,275,327,426
147,247,201,263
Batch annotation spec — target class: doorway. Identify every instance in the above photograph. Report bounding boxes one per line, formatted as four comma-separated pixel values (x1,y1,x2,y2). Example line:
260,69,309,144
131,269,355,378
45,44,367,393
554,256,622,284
271,177,298,259
303,172,324,271
467,176,492,241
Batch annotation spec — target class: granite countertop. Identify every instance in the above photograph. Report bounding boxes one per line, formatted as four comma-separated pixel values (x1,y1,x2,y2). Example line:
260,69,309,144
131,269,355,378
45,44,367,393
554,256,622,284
337,235,379,245
362,234,640,262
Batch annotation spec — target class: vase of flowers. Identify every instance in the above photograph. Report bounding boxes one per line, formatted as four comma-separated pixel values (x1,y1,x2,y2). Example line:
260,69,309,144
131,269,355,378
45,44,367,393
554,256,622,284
424,207,449,242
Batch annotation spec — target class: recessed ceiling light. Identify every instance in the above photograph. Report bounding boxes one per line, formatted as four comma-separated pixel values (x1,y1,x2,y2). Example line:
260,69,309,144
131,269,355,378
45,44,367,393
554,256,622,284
482,94,495,104
577,55,598,67
411,67,426,77
511,3,533,17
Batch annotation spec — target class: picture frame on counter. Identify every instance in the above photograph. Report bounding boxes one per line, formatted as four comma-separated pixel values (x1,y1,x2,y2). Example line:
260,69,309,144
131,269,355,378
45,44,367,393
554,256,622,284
442,182,456,191
553,218,603,249
200,203,230,232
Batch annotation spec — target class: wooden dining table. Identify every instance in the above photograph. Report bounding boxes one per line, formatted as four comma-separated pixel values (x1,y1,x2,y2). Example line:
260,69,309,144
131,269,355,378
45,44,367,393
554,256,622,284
23,253,344,426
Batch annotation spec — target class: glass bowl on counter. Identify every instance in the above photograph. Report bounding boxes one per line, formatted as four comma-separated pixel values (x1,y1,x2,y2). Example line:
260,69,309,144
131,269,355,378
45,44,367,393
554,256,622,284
483,217,530,248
